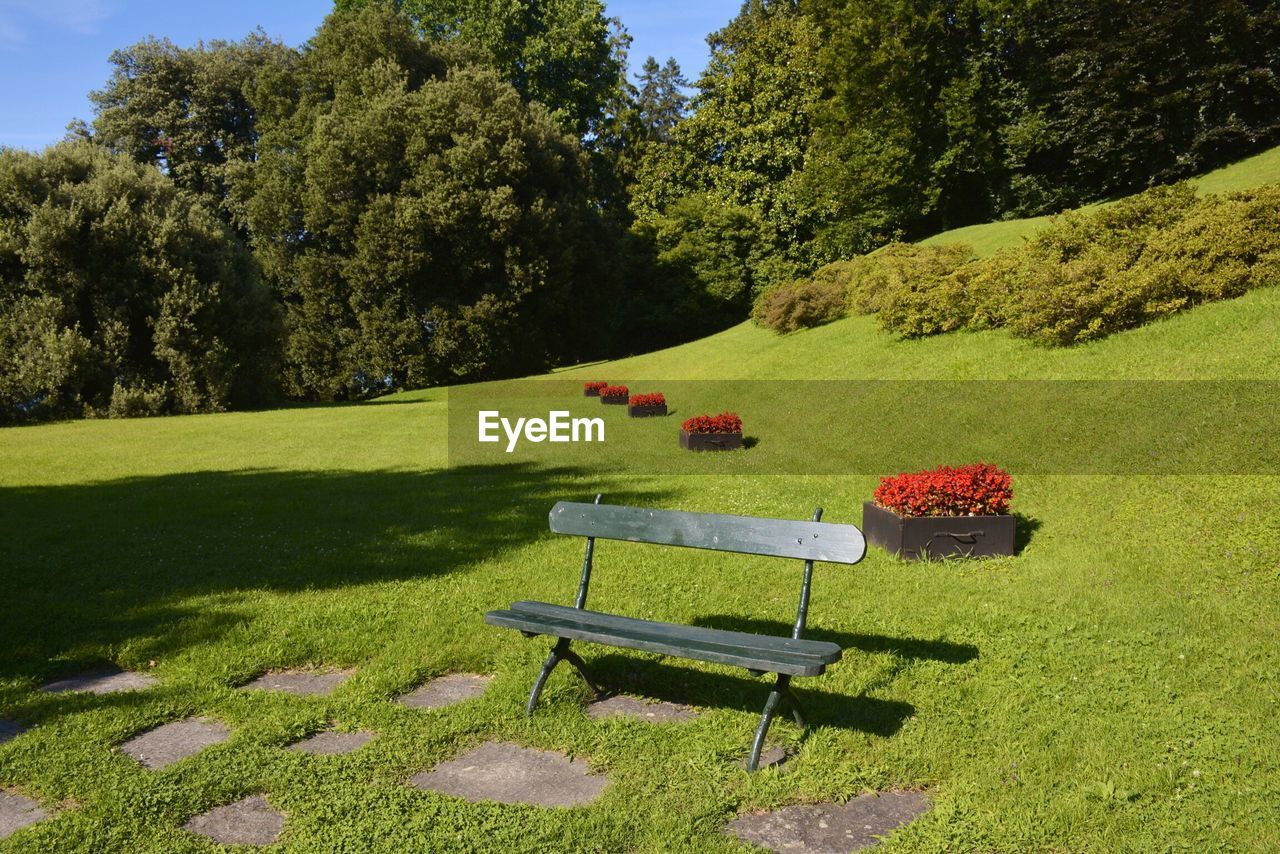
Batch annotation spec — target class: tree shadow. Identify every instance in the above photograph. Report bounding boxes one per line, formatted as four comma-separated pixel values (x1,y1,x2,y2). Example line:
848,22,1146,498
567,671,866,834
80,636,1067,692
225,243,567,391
582,653,915,738
0,464,672,684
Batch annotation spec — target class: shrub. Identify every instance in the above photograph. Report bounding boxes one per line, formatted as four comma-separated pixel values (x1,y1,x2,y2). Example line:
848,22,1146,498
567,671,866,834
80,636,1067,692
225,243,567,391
682,412,743,434
629,393,665,407
874,463,1013,517
584,381,608,393
751,274,848,333
854,243,972,317
599,385,629,400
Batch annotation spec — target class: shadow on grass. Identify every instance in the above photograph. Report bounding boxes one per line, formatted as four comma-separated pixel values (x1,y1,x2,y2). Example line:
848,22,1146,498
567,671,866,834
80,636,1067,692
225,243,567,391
0,464,671,682
582,654,914,737
688,616,979,665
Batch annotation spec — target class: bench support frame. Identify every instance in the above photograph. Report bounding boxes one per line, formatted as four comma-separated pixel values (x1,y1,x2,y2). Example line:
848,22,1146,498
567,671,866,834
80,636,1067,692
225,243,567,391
520,498,835,772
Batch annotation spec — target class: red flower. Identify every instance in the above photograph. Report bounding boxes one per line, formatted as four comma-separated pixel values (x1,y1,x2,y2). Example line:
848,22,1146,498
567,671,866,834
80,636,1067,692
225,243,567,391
629,393,665,407
873,463,1012,518
682,412,743,434
584,381,608,392
599,385,629,399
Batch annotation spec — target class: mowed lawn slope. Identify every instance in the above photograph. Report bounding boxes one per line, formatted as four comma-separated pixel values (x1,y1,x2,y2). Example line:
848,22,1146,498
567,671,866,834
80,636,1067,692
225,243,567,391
3,155,1280,850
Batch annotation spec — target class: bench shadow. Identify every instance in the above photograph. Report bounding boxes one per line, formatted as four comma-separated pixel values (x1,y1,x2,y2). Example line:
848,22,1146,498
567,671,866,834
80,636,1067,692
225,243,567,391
688,616,980,665
583,653,915,738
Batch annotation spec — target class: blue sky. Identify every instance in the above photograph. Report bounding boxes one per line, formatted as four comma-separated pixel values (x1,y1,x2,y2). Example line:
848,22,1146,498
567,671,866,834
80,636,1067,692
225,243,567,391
0,0,742,151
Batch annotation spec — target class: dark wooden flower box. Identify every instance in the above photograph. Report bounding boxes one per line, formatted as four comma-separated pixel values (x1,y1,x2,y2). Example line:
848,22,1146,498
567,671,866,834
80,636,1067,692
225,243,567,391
628,403,668,417
584,388,601,397
601,396,628,405
861,501,1015,560
680,428,743,451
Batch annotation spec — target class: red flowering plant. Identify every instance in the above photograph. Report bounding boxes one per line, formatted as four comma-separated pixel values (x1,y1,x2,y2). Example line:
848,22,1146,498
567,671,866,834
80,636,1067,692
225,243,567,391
873,463,1012,518
629,393,665,407
599,384,629,400
583,381,608,394
681,412,743,434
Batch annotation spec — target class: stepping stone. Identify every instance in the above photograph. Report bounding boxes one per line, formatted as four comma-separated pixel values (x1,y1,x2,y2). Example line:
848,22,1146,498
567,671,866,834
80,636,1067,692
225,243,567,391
242,669,351,697
724,791,932,853
184,795,284,846
398,673,492,710
0,790,49,840
410,742,608,807
738,745,789,771
40,668,156,695
586,694,697,723
120,718,230,770
287,730,375,755
0,719,25,746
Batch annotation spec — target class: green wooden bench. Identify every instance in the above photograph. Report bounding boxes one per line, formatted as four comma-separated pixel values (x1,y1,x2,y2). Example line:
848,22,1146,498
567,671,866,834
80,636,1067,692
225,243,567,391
485,496,868,770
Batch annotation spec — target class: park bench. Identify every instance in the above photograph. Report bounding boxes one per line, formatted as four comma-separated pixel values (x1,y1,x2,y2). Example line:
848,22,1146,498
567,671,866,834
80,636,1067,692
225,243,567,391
485,496,868,770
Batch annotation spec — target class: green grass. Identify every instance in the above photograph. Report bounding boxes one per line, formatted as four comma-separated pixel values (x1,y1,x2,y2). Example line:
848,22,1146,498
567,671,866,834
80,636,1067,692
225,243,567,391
921,143,1280,256
3,148,1280,851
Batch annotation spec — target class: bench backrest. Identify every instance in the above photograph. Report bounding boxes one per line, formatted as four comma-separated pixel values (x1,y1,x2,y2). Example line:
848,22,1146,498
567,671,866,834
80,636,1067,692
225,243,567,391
549,501,866,565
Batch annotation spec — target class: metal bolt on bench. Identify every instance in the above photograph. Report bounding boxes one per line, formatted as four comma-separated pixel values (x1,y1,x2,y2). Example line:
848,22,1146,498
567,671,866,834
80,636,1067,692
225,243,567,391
485,494,867,771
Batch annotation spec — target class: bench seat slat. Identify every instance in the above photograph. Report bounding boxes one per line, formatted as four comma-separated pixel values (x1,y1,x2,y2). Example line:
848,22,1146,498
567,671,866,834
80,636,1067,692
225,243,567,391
549,502,867,564
485,602,842,677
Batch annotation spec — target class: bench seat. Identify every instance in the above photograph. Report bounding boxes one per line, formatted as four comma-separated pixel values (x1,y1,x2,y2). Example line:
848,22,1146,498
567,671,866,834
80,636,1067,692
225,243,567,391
486,601,842,677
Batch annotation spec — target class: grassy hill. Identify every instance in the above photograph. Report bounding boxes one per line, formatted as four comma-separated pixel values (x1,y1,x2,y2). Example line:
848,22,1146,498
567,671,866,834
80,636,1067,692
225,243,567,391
920,143,1280,256
2,147,1279,851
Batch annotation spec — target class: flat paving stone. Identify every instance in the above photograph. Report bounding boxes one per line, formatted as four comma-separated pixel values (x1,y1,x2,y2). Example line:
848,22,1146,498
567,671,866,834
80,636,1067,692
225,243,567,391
739,745,789,771
184,795,284,846
0,719,26,746
287,730,375,755
120,718,230,770
242,669,352,697
410,741,608,807
0,791,50,840
40,668,157,695
586,694,698,723
725,791,931,853
398,674,492,710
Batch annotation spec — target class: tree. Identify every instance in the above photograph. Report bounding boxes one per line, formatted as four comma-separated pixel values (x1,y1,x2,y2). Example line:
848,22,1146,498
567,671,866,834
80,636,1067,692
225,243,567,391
335,0,624,137
247,3,616,398
89,33,296,229
635,57,688,143
0,143,278,423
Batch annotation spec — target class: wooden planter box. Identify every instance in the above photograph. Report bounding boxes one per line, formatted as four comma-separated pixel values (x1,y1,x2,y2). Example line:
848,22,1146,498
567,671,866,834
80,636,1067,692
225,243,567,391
600,396,628,405
584,388,601,397
680,428,743,451
628,403,668,417
861,501,1015,560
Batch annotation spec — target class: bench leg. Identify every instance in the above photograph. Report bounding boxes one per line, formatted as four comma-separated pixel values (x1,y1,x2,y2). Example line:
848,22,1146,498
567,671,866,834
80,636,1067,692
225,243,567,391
747,674,810,771
525,638,600,715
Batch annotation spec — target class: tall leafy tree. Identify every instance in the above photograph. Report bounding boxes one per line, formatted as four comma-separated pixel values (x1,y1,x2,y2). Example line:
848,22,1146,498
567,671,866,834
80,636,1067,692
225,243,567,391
0,143,278,422
248,3,615,398
335,0,624,137
88,33,297,229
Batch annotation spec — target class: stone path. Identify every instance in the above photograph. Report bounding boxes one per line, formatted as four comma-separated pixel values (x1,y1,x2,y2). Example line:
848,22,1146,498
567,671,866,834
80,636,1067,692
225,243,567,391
0,719,25,746
398,674,492,709
242,669,352,697
739,745,789,771
410,742,608,807
288,730,375,755
585,694,698,723
184,795,285,846
0,791,49,840
724,791,931,853
40,668,156,695
120,718,230,770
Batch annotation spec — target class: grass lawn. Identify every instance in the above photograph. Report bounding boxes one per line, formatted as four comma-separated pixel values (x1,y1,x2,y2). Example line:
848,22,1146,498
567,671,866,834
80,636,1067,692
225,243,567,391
920,143,1280,257
3,147,1280,851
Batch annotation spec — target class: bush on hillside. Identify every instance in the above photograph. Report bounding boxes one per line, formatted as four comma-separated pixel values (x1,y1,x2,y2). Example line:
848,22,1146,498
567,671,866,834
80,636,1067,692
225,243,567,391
751,273,848,334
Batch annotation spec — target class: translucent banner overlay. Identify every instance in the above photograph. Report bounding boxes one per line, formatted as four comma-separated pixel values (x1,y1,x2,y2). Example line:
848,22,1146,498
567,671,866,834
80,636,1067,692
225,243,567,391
446,380,1280,475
